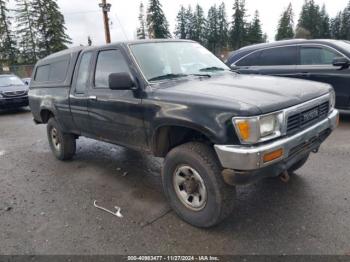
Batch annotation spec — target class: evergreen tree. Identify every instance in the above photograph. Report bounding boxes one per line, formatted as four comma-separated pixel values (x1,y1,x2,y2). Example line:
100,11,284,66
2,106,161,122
246,10,264,44
295,26,311,38
16,0,38,64
217,2,229,50
296,0,330,39
184,6,195,39
137,2,147,39
341,2,350,39
32,0,71,58
174,5,187,39
147,0,171,38
331,11,342,39
230,0,247,50
192,4,206,45
275,3,294,40
319,4,331,38
0,0,17,66
206,5,219,54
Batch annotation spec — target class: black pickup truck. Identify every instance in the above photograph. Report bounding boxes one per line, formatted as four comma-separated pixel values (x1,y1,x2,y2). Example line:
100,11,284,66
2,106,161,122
29,40,339,227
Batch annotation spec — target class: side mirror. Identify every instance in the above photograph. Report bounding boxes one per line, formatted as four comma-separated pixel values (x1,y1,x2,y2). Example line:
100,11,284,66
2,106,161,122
108,72,135,90
332,57,350,69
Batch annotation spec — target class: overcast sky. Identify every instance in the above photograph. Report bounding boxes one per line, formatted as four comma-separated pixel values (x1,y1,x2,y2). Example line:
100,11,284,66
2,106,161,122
56,0,349,46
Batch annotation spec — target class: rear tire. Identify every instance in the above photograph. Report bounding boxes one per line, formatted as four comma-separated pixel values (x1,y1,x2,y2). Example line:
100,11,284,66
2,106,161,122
47,117,76,161
162,142,236,228
288,154,310,174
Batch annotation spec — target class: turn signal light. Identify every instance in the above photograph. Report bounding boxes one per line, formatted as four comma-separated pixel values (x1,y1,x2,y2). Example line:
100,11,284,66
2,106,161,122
236,120,250,141
263,148,284,163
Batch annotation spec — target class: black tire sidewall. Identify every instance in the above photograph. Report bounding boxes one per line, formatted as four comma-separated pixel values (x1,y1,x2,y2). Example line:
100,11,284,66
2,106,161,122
162,145,230,227
47,118,65,160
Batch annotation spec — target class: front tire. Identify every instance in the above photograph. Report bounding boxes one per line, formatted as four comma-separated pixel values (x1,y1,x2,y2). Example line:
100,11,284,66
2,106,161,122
162,142,236,228
47,117,76,161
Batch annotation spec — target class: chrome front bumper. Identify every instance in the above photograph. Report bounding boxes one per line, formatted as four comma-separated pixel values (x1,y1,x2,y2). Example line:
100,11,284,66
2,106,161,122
214,110,339,171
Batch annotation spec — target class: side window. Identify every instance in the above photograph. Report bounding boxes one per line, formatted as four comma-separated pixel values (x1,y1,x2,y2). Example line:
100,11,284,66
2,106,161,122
259,46,298,66
300,46,341,65
34,57,69,82
48,59,69,81
236,51,262,66
35,65,50,82
94,50,131,89
75,52,93,94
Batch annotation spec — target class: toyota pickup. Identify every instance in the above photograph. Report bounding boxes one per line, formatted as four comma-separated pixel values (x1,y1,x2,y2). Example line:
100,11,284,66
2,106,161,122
29,40,339,227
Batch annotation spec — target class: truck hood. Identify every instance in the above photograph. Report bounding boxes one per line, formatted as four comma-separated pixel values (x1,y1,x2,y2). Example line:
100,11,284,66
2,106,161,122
151,73,332,114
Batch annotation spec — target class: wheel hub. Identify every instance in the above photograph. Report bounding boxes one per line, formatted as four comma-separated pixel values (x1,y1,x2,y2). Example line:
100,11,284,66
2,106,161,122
183,177,199,194
173,165,207,211
51,127,61,151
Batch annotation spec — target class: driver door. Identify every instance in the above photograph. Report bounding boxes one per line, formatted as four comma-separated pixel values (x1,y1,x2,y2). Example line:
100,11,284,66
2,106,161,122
87,48,148,150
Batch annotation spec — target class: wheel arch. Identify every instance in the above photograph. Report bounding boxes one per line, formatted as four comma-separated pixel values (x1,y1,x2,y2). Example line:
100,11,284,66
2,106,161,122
152,124,216,157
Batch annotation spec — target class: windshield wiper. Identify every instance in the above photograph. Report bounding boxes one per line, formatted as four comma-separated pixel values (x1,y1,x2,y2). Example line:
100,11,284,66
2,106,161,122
189,73,211,78
149,73,188,81
148,73,211,82
199,66,227,72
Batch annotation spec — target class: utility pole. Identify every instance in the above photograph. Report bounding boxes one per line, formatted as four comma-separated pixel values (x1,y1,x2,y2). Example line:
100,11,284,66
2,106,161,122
99,0,112,44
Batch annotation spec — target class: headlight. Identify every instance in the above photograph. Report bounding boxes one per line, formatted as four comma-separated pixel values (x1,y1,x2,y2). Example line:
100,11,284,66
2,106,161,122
233,112,284,144
329,90,335,112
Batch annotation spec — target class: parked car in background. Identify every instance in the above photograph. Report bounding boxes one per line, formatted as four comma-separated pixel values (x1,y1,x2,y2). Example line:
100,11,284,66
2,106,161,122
226,39,350,113
0,74,29,109
22,78,31,86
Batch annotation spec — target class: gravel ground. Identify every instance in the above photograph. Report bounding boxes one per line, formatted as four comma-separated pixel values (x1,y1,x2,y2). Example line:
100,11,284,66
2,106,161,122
0,108,349,255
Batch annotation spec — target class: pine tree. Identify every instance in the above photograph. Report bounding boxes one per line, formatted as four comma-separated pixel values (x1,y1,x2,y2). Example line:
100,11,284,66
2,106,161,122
275,3,294,40
137,2,147,39
192,4,206,45
206,5,219,54
331,12,342,39
246,10,264,44
0,0,17,66
32,0,71,58
184,6,195,39
341,2,350,39
217,2,229,51
16,0,38,64
230,0,247,50
297,0,328,39
174,6,187,39
319,5,330,38
147,0,170,38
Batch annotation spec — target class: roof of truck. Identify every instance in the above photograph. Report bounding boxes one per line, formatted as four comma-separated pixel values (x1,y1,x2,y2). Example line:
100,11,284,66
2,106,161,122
38,39,195,63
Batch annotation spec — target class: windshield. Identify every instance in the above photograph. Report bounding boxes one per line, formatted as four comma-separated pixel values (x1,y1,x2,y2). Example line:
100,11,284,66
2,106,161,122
129,42,230,81
0,75,24,87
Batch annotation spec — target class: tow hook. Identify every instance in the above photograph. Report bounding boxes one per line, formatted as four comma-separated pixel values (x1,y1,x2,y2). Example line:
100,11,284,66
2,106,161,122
279,170,290,183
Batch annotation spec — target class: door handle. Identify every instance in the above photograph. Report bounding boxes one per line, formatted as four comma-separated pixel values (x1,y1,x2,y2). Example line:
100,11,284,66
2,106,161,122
89,95,97,100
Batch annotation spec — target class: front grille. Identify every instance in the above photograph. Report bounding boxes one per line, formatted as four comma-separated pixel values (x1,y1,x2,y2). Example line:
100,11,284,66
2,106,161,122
286,101,329,135
3,90,27,97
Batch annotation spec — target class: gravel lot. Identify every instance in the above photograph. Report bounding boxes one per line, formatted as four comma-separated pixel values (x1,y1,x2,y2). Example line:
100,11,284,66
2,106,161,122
0,108,349,255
